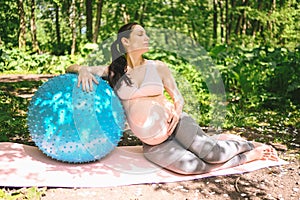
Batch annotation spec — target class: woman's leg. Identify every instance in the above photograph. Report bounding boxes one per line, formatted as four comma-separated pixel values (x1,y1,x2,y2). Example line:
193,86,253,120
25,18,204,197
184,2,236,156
143,113,278,175
173,113,254,163
143,137,250,175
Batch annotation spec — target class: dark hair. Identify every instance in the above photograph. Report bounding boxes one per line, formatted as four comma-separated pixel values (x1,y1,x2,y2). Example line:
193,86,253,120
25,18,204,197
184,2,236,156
108,22,138,90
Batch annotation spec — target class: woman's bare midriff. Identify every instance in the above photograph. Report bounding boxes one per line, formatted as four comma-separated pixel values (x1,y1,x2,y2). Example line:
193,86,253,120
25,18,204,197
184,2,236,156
122,94,175,145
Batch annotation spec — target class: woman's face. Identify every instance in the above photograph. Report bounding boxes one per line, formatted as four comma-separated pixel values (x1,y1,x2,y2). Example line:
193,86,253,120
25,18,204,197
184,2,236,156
123,25,150,55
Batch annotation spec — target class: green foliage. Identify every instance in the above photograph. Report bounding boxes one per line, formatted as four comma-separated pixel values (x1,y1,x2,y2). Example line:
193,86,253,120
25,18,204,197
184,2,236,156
0,187,46,200
0,81,43,143
35,1,74,55
0,47,77,74
0,1,19,47
210,44,300,130
228,0,300,49
1,0,299,53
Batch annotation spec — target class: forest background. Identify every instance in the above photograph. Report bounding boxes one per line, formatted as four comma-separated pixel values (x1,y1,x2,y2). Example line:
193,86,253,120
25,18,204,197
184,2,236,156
0,0,299,149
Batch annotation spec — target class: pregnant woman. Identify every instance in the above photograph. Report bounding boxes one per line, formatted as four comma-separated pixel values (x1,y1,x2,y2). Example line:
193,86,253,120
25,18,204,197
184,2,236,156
67,22,278,174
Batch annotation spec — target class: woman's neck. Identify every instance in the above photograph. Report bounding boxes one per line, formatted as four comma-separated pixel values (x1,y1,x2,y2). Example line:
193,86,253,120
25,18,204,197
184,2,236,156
126,53,145,69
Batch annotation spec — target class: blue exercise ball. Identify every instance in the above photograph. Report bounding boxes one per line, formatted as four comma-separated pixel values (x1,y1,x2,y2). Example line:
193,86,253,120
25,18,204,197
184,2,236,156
27,73,125,163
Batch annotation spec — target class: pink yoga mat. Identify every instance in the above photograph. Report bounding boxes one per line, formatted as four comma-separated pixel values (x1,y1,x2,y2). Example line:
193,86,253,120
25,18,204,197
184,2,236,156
0,142,288,188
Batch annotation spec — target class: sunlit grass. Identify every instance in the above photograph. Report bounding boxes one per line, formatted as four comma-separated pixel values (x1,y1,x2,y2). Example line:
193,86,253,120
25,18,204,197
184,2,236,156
0,187,46,199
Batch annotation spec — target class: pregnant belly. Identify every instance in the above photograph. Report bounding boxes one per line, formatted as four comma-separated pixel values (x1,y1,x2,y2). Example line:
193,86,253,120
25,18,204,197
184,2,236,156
126,99,171,145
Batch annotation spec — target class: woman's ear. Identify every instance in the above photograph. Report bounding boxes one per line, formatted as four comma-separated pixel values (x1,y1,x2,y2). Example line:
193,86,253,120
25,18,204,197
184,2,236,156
121,37,129,47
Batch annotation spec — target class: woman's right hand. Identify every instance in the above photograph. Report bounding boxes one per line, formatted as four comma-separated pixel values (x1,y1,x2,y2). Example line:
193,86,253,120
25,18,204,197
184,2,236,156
77,66,99,92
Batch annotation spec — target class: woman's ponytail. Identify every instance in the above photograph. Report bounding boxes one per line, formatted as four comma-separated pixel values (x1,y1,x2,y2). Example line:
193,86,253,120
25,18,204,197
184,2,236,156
107,39,131,90
107,22,138,90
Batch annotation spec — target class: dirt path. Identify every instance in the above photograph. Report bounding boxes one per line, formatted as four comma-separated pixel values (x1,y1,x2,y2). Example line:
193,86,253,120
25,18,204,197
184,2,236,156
0,74,56,82
42,157,299,200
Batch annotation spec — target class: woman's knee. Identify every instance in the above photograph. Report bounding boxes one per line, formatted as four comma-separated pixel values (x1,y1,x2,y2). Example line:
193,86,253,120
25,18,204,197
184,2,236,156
201,144,227,163
165,152,211,175
143,139,210,175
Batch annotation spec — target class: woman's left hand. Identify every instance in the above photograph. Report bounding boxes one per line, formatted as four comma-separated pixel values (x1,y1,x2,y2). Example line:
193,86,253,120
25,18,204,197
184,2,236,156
167,111,180,136
78,66,99,92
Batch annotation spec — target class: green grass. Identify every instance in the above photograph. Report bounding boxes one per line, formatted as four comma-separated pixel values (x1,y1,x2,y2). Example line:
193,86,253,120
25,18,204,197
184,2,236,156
0,81,44,144
0,187,46,200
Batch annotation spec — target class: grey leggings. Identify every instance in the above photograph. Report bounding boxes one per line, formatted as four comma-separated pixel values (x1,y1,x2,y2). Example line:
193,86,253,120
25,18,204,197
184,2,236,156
143,113,254,175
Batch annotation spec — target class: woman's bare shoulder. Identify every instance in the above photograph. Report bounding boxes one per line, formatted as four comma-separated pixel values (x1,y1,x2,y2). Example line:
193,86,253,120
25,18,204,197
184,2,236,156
152,60,169,71
150,60,173,81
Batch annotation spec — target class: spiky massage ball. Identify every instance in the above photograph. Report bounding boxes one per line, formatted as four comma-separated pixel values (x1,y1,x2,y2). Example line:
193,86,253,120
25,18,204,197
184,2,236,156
27,74,125,163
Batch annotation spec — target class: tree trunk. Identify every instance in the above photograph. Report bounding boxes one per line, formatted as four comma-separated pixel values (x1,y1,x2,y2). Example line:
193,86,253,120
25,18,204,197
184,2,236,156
241,19,246,36
93,0,104,43
213,0,218,42
235,0,248,35
234,0,242,35
271,0,276,11
218,0,225,43
139,2,147,25
241,0,248,36
135,2,147,26
134,7,139,21
229,0,236,42
30,0,40,53
278,0,285,45
252,0,263,37
18,0,26,50
122,4,130,24
268,0,276,38
113,2,122,28
190,20,198,43
225,0,230,44
260,24,265,43
55,3,61,46
86,0,93,42
78,0,84,40
70,0,77,55
170,0,177,30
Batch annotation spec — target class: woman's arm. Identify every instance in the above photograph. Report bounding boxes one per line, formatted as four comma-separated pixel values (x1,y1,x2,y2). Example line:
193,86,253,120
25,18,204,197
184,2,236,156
66,64,108,92
66,64,108,77
156,60,184,135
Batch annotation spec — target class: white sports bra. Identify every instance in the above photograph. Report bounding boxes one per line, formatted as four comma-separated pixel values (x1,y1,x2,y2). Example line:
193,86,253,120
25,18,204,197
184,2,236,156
117,60,164,100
